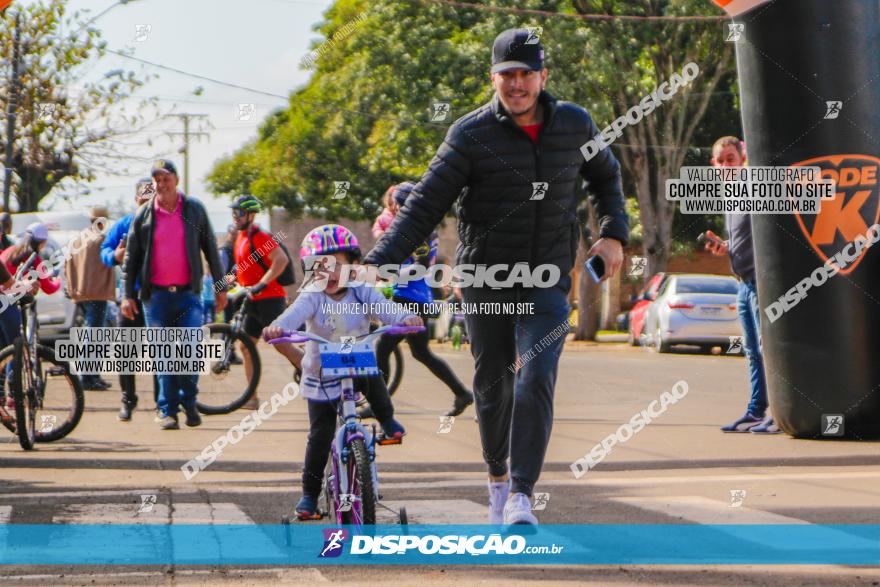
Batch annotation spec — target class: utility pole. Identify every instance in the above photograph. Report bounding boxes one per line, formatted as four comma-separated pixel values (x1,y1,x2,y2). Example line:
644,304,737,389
3,12,22,211
165,113,209,195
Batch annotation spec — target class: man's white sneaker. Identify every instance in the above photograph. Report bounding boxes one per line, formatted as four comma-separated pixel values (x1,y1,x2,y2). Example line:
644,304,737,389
503,492,538,525
488,480,510,524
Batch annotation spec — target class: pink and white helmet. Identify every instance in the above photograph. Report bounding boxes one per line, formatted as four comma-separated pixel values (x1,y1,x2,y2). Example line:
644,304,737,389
299,224,361,269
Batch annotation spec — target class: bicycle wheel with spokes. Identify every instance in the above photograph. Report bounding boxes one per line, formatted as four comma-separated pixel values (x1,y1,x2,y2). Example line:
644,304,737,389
341,438,376,526
197,323,260,415
12,338,35,450
2,342,84,444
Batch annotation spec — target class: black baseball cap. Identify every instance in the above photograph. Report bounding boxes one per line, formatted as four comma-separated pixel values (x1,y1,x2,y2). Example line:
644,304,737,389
491,28,545,74
151,159,178,176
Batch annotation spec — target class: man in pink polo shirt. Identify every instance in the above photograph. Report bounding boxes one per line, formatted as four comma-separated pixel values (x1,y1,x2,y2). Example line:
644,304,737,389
121,159,228,430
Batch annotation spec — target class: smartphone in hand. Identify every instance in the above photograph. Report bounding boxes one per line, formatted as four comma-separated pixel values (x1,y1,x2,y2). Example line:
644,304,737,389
586,255,605,283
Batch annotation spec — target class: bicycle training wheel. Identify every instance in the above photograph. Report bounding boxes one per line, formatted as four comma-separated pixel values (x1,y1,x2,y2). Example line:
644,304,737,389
196,323,260,415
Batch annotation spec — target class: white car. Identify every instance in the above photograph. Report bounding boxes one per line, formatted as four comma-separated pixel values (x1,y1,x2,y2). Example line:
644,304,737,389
643,273,743,354
10,211,105,339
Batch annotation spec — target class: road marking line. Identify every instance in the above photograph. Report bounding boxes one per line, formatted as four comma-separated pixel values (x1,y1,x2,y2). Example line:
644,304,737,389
2,469,879,499
611,495,876,551
0,505,11,524
612,495,809,525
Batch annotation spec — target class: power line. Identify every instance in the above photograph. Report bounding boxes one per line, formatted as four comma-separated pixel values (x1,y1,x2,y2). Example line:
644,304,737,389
424,0,728,22
105,50,289,100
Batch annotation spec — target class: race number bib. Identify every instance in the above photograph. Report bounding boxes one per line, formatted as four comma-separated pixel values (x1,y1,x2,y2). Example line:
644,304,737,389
318,342,379,378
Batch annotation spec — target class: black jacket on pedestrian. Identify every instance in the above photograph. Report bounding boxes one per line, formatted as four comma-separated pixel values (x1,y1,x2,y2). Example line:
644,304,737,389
363,91,629,281
122,193,226,301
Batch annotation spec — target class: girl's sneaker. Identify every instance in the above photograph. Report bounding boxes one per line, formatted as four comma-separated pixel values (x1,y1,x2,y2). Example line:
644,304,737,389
378,418,406,444
295,494,320,520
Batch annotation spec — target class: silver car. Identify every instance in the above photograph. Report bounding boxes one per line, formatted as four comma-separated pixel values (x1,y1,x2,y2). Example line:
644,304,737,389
643,273,743,353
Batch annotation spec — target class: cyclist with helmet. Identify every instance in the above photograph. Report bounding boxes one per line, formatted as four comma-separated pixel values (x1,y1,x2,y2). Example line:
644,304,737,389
262,224,422,520
0,223,59,410
230,194,290,409
368,182,474,418
1,222,61,297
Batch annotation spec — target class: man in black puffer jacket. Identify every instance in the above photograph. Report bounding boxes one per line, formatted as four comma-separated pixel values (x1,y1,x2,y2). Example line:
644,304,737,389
364,29,629,525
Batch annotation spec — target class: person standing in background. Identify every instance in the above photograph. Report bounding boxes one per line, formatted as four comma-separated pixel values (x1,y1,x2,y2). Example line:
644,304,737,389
121,159,227,430
64,207,115,391
705,136,779,435
101,178,160,421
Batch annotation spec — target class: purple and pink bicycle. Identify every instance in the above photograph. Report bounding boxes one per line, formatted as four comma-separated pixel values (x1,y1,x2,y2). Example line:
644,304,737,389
268,324,423,528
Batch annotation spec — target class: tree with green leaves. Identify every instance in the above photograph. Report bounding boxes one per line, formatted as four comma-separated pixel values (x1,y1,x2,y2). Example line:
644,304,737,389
563,0,735,276
0,0,155,211
207,0,737,338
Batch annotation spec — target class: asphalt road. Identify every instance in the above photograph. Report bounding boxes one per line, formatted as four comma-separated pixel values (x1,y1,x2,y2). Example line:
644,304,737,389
2,339,879,585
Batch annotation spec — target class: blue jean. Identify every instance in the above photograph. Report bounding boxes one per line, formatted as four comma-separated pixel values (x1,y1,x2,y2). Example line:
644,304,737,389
144,290,203,417
738,279,768,417
462,283,570,497
202,301,215,325
80,301,108,386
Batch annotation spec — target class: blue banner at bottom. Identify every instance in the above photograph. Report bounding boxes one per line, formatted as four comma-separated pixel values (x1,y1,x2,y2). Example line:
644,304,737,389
0,524,878,565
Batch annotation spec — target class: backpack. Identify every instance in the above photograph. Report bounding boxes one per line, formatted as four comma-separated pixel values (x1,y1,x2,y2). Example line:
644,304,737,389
248,228,296,286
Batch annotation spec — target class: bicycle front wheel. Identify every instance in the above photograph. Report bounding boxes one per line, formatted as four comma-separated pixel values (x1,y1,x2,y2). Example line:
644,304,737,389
4,342,85,445
341,438,376,526
12,338,35,450
197,323,260,415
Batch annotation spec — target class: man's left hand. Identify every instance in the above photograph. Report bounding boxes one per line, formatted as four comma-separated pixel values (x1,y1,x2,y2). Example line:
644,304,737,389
588,238,624,281
215,291,227,313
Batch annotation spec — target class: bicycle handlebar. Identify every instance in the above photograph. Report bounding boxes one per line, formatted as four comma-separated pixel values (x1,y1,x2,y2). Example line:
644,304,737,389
14,252,38,281
265,324,425,346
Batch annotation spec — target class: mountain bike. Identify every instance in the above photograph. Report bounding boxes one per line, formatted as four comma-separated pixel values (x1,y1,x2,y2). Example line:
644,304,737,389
0,253,84,450
197,289,260,415
268,324,421,528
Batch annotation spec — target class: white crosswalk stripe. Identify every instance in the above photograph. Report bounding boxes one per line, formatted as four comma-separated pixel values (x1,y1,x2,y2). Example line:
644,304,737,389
0,505,11,525
612,495,876,550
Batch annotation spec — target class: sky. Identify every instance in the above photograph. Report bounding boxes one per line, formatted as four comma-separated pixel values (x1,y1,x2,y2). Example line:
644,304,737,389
16,0,335,230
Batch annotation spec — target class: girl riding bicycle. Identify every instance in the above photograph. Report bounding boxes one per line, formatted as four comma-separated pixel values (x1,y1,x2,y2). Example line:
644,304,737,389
0,223,59,344
262,224,422,520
